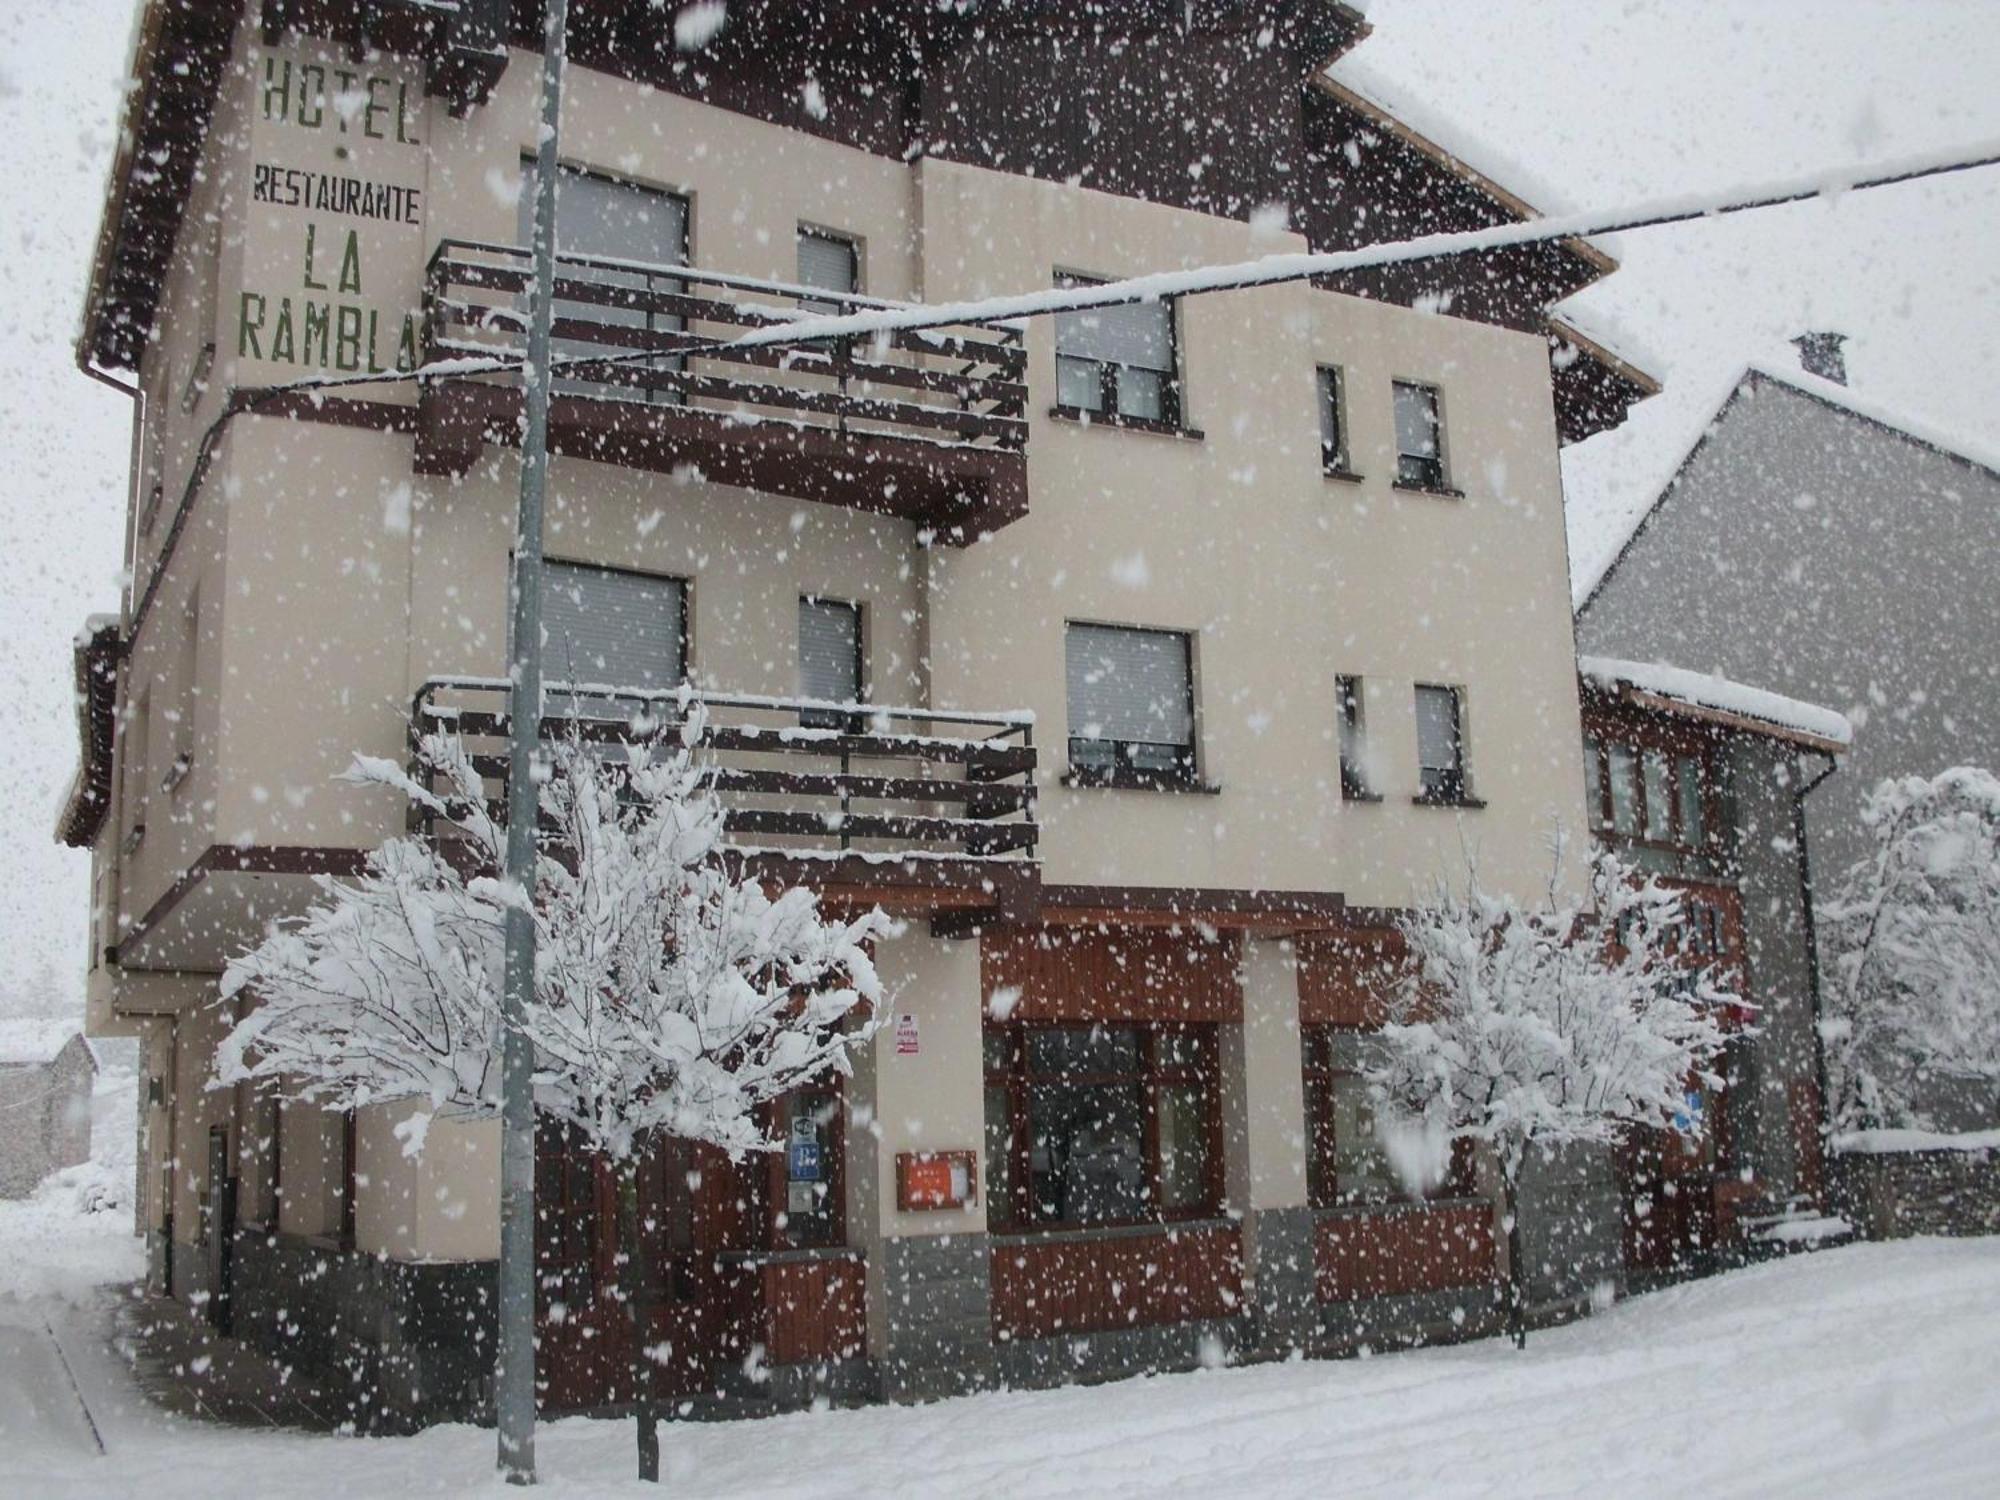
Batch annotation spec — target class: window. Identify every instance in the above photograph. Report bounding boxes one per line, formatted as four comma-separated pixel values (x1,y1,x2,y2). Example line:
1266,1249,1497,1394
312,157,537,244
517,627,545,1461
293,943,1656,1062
1414,684,1470,804
121,687,150,850
253,1091,282,1229
1336,674,1372,800
521,160,688,402
1392,380,1447,490
796,228,860,305
540,560,686,713
796,230,860,355
163,588,198,795
1584,738,1608,829
1317,365,1353,475
798,596,862,730
1054,274,1180,426
1584,730,1721,877
1065,623,1197,787
1305,1026,1475,1208
984,1022,1220,1229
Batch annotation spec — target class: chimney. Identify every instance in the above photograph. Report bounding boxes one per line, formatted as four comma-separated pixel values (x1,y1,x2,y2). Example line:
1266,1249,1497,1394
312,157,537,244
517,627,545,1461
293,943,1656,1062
1791,331,1849,386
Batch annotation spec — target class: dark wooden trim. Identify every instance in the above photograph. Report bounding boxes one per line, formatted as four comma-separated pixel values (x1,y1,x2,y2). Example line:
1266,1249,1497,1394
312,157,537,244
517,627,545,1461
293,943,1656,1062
112,843,372,963
1391,480,1465,500
414,378,1029,543
990,1221,1243,1341
57,620,125,848
1411,793,1488,811
1314,1199,1497,1303
1297,927,1404,1028
1040,884,1344,925
981,924,1245,1026
1583,674,1848,756
339,1107,358,1250
983,1018,1225,1234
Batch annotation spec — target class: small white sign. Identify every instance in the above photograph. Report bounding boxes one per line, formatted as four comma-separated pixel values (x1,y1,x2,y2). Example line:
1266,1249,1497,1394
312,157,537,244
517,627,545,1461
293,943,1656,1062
893,1013,921,1056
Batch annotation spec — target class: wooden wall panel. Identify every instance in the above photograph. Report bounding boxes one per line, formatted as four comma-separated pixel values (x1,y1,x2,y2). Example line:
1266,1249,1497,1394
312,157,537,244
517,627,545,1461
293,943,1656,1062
1297,929,1403,1027
982,927,1243,1023
758,1254,867,1366
1314,1201,1496,1303
991,1224,1244,1341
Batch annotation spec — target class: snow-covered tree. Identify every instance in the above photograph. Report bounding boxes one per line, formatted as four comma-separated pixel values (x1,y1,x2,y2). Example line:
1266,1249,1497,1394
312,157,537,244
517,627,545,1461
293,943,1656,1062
1363,841,1730,1347
216,692,893,1479
1824,767,2000,1133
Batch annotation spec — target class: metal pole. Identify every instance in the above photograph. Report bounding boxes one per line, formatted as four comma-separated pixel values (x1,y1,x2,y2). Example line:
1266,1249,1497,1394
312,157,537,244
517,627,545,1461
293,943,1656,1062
498,0,568,1483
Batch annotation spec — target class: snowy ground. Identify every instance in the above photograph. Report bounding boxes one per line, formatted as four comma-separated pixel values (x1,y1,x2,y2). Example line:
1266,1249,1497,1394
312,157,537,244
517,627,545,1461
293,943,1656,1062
5,1072,1999,1498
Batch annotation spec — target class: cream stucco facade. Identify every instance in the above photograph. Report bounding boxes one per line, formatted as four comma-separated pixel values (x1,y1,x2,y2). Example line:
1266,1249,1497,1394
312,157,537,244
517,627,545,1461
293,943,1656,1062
71,7,1624,1417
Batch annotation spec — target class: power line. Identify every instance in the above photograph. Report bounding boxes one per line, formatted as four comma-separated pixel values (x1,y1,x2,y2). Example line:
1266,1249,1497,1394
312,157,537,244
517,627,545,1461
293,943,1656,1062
172,136,2000,407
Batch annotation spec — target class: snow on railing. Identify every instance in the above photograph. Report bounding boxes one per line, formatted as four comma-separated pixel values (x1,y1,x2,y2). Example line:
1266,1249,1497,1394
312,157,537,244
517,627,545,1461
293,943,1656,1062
407,676,1039,867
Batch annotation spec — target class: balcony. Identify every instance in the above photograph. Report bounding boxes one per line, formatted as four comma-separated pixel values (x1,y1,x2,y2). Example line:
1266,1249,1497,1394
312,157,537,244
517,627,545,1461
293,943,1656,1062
408,677,1040,917
415,241,1030,540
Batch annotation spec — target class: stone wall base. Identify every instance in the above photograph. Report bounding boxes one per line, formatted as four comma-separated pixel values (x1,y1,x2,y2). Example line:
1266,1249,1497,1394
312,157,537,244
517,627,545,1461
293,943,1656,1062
231,1228,497,1432
1520,1143,1625,1306
877,1233,998,1402
996,1316,1254,1390
1316,1282,1505,1352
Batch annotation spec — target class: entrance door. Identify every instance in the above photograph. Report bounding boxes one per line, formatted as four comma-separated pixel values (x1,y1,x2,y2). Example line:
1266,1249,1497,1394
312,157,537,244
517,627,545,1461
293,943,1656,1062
534,1118,620,1412
1618,1119,1717,1278
533,1121,751,1412
204,1126,236,1333
641,1135,752,1403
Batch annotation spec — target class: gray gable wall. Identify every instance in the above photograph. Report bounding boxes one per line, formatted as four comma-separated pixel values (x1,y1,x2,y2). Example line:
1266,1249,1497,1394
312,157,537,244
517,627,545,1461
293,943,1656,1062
1577,373,2000,885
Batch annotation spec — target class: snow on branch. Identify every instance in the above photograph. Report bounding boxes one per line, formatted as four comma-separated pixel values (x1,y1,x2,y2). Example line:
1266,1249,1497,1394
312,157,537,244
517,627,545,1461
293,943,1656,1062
215,692,896,1161
1366,838,1732,1170
1824,767,2000,1132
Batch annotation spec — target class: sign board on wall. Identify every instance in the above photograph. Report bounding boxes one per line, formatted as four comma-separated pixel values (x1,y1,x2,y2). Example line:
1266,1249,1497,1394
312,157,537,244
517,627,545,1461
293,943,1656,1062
893,1013,920,1056
232,42,430,388
896,1151,977,1211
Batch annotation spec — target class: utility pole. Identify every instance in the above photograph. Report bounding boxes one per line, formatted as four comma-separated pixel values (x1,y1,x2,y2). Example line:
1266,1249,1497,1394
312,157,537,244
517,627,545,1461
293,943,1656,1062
497,0,569,1483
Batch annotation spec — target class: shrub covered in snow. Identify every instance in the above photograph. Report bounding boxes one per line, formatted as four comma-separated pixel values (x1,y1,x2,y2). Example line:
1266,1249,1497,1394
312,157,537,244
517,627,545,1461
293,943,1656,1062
215,693,894,1477
1365,840,1730,1345
1824,767,2000,1133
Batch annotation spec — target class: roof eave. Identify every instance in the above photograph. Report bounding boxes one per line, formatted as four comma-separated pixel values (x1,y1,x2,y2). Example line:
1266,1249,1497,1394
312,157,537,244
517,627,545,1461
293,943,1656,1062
1307,73,1620,292
1579,674,1849,757
76,0,173,377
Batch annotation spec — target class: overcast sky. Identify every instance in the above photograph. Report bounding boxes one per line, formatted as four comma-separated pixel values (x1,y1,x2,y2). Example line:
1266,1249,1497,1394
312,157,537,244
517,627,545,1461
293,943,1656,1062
0,0,1995,1015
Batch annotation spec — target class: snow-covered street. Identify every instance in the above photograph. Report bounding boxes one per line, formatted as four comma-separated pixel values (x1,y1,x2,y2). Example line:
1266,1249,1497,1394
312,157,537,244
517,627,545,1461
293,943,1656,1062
6,1066,1999,1496
6,1075,1999,1500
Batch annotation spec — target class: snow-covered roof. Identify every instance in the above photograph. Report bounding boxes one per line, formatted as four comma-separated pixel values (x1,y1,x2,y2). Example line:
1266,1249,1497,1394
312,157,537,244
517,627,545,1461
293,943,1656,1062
1579,655,1854,748
1835,1127,2000,1156
1745,362,2000,480
0,1019,90,1067
1324,54,1624,269
1574,360,2000,608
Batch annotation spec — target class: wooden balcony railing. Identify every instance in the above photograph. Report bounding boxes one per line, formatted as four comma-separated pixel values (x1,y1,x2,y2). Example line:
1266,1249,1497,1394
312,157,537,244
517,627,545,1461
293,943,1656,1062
415,240,1031,539
407,677,1039,906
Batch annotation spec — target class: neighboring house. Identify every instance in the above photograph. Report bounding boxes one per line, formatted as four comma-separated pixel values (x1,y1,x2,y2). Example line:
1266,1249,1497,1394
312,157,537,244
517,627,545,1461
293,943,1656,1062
0,1026,98,1199
58,0,1658,1426
1577,658,1852,1280
1577,337,2000,911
